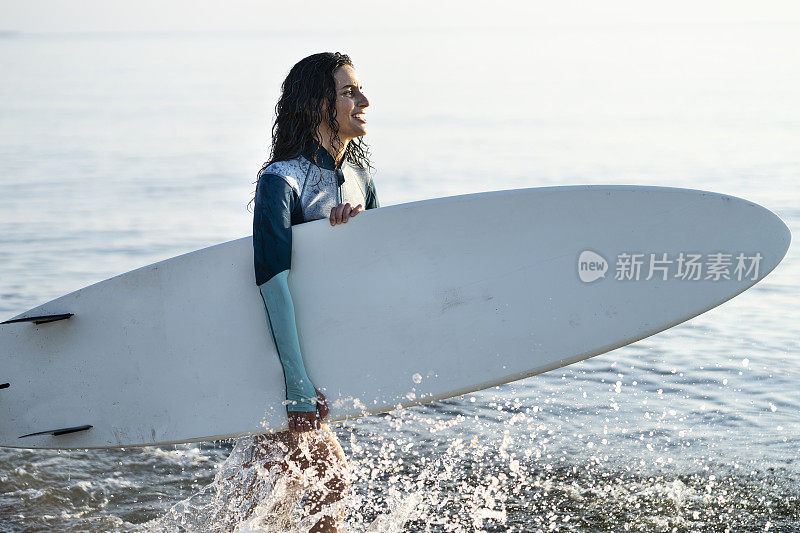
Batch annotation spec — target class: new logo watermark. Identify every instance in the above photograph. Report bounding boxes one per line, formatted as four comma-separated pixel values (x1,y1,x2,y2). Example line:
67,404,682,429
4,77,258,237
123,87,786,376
578,251,762,283
578,251,608,282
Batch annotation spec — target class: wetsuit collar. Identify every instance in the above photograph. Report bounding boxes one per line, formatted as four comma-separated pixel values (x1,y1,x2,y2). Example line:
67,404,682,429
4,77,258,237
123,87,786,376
302,140,340,171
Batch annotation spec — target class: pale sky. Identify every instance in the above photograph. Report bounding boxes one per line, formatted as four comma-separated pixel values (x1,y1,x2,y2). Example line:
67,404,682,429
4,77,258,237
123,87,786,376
2,0,800,33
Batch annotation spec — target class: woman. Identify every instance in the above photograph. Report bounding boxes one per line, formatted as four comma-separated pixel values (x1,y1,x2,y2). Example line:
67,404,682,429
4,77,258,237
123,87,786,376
242,52,377,532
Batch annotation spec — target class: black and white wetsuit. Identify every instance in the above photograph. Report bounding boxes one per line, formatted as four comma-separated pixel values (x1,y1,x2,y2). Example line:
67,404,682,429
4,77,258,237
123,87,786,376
253,141,379,412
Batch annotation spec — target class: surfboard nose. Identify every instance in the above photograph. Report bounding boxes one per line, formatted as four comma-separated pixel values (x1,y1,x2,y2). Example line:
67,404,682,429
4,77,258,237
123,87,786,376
728,194,791,282
761,203,791,265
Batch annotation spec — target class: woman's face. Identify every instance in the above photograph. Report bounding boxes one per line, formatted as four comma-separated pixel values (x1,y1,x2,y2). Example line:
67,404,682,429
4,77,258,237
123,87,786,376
330,65,369,142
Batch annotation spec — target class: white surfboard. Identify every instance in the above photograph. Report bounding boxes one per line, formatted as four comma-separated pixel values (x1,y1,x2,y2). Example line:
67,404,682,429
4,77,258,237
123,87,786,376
0,186,790,449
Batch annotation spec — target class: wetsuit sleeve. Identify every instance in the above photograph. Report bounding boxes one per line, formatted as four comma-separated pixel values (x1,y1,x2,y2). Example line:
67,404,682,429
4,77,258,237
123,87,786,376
253,173,318,413
365,176,380,210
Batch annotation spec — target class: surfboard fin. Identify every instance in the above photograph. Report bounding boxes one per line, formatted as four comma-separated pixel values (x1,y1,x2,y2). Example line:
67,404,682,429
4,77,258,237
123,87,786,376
18,425,92,438
1,313,74,325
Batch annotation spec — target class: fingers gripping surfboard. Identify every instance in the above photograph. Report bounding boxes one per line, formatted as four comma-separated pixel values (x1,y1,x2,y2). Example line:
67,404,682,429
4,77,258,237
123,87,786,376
0,186,791,449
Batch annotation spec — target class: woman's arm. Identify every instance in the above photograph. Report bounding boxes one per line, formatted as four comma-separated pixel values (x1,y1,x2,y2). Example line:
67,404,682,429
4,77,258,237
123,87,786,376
253,173,318,414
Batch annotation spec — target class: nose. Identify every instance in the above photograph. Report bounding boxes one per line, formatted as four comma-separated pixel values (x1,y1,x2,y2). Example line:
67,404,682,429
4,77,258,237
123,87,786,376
358,90,369,108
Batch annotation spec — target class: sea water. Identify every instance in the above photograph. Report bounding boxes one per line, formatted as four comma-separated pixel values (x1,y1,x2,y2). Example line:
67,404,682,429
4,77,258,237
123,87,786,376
0,23,798,532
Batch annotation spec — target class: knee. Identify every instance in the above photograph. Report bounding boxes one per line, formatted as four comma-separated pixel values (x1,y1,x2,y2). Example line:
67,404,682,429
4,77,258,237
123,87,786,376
325,469,350,504
302,462,348,512
312,464,349,505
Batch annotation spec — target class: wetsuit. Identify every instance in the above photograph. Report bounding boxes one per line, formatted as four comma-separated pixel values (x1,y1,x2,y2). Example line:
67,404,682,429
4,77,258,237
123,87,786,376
253,141,379,412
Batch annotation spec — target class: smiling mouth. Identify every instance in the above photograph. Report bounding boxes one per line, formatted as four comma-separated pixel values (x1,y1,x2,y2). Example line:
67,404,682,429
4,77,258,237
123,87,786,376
352,113,367,124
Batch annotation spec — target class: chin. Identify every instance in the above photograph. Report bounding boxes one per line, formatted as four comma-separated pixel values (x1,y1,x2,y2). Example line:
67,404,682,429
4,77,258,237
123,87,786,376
346,131,367,141
349,122,367,137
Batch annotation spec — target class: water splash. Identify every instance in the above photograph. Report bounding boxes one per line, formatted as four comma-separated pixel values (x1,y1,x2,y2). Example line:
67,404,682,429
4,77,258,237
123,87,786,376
147,427,352,532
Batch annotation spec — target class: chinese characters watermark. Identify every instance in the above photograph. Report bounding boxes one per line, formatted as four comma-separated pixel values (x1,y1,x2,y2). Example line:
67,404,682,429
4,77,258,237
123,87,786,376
578,250,762,283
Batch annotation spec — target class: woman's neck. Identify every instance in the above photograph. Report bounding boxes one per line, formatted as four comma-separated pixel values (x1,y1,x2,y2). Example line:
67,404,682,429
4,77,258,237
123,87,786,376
317,132,349,167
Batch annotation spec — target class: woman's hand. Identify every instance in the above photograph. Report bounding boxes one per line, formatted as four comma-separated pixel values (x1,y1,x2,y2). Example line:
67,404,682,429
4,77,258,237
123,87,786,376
330,203,363,226
288,410,319,433
287,388,329,433
315,387,329,421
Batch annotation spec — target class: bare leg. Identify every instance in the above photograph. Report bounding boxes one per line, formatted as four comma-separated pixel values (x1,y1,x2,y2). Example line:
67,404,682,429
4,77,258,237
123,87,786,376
209,431,302,530
296,425,350,532
233,424,350,531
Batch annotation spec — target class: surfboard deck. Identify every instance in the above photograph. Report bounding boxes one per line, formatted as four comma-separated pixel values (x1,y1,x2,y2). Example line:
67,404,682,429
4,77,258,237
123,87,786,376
0,186,790,449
